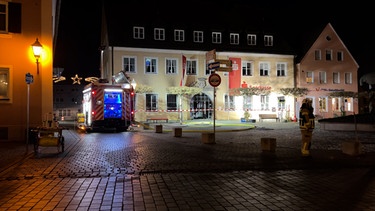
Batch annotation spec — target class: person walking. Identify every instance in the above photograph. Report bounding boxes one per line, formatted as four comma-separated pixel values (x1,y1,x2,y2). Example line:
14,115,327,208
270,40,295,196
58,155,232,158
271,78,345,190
299,98,315,156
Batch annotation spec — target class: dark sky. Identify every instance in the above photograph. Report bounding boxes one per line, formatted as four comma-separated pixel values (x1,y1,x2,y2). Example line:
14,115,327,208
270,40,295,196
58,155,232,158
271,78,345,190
54,1,374,84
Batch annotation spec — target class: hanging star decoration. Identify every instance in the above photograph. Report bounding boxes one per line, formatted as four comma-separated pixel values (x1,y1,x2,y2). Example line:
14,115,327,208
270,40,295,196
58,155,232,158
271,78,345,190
85,77,100,83
53,76,66,83
71,74,83,84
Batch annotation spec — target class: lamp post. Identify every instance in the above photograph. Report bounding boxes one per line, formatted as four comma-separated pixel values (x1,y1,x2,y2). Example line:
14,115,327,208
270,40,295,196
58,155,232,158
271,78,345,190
26,38,42,153
31,38,43,74
131,79,137,120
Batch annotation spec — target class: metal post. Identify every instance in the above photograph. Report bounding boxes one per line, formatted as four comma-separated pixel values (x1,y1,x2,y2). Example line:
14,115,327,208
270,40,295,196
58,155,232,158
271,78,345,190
213,86,216,142
26,83,30,153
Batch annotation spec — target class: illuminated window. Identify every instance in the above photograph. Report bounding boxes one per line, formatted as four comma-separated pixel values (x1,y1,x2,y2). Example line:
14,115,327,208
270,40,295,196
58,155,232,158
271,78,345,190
319,71,327,84
345,72,352,84
318,97,328,112
260,95,269,110
145,57,157,74
333,72,340,84
186,60,197,75
123,56,136,73
224,94,235,110
167,94,177,111
315,49,321,60
306,71,314,83
337,51,343,61
243,95,252,110
242,61,253,76
146,94,158,111
326,49,332,61
276,63,286,76
166,58,177,74
259,62,269,76
0,67,9,100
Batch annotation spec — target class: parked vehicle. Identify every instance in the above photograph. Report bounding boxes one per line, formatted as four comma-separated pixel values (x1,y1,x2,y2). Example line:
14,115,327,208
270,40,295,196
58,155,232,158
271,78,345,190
82,80,134,132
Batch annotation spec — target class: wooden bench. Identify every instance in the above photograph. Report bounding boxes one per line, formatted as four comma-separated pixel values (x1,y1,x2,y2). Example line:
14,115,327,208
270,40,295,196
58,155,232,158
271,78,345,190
146,115,168,123
259,114,280,122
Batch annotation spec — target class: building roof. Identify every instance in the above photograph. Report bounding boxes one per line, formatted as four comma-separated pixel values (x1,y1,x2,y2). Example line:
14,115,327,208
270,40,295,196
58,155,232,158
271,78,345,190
101,0,296,55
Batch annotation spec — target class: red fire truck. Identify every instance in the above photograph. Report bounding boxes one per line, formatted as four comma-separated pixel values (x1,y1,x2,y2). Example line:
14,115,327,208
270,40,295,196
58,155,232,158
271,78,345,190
81,80,134,132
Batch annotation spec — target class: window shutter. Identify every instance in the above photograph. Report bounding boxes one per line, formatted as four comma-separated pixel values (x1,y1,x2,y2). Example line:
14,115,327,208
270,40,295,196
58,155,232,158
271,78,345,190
8,2,21,33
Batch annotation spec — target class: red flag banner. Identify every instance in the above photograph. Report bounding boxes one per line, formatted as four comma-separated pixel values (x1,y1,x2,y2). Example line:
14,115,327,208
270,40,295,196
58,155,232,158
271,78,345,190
180,55,186,86
229,57,241,89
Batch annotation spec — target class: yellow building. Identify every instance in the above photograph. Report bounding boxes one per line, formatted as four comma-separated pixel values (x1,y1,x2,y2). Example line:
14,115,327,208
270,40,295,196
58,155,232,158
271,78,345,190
0,0,54,141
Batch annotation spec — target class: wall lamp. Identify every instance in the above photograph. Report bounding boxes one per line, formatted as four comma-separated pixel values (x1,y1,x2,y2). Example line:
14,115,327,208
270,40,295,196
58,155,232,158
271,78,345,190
131,78,137,90
31,38,43,74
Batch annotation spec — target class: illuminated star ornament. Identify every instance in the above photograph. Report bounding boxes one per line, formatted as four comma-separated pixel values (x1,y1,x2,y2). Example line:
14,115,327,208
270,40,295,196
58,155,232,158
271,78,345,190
85,77,99,83
53,76,66,83
71,74,83,84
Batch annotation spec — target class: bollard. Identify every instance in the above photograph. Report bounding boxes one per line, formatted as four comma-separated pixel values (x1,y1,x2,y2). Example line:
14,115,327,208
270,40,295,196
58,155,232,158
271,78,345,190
342,141,362,156
261,138,276,152
155,124,163,133
201,132,215,144
173,127,182,137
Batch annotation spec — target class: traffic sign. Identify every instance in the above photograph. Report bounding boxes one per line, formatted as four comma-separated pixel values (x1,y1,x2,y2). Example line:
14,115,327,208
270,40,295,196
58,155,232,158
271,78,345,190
216,59,232,67
206,49,216,63
216,67,233,72
25,73,33,84
208,73,221,87
207,61,220,70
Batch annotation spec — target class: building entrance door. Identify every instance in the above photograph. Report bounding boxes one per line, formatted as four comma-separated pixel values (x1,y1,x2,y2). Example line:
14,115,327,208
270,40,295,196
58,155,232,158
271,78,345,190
190,93,212,119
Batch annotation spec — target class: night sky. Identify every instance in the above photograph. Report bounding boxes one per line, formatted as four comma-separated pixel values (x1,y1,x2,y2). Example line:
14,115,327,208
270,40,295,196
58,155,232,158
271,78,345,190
53,1,374,84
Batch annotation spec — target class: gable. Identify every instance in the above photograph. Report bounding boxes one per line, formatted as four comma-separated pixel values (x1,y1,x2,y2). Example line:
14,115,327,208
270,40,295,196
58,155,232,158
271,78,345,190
299,23,358,68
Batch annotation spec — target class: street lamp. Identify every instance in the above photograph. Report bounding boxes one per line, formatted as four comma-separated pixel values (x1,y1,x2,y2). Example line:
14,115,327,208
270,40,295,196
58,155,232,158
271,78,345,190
31,38,43,74
131,78,137,90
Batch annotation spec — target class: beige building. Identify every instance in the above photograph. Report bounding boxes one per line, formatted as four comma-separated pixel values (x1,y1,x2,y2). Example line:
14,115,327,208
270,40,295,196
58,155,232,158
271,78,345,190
296,23,359,119
101,2,297,123
103,48,296,122
0,0,55,141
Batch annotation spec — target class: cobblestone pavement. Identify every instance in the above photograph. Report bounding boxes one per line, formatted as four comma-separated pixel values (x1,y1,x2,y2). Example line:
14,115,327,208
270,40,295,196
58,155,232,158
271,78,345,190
0,121,374,210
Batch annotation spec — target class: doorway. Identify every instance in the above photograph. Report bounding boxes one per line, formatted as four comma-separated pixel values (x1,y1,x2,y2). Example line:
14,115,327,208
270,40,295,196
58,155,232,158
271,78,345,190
190,93,212,119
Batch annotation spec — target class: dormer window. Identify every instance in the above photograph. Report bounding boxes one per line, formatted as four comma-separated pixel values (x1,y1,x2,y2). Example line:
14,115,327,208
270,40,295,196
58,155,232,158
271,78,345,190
230,33,239,45
212,32,221,44
133,27,144,39
264,35,273,46
247,34,256,45
174,29,184,42
193,31,203,43
154,28,165,41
